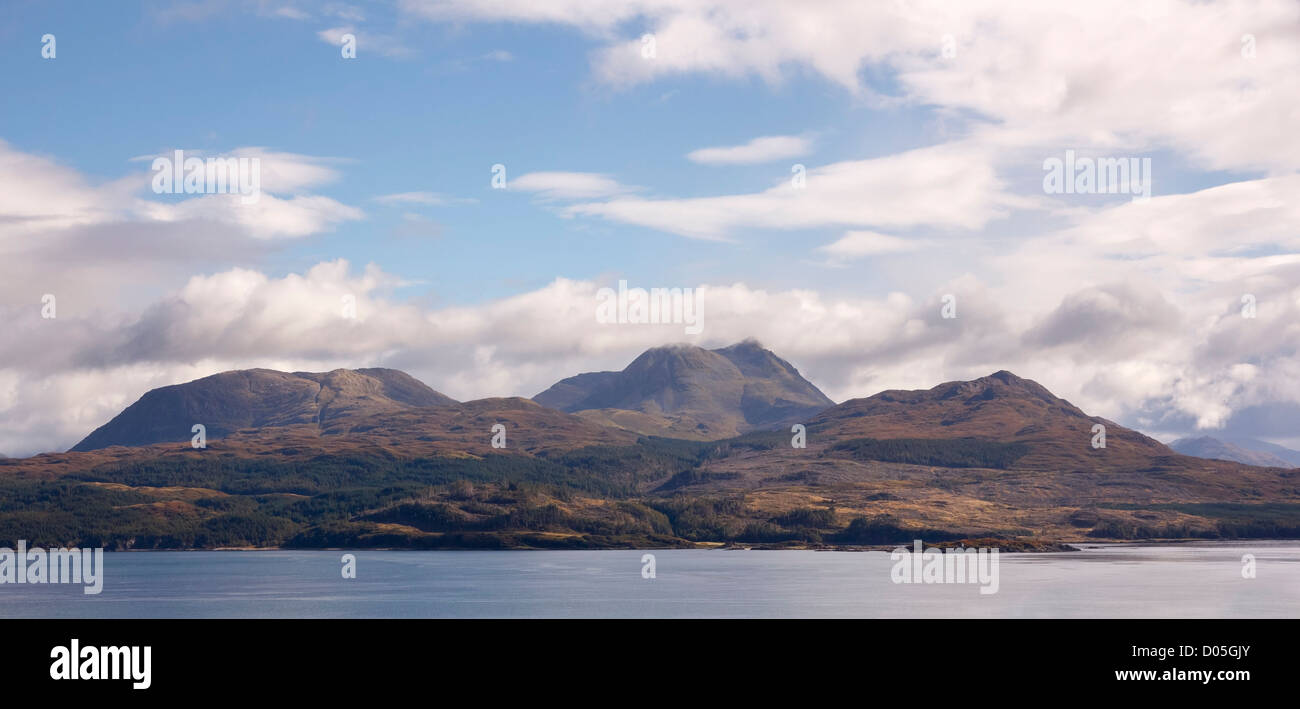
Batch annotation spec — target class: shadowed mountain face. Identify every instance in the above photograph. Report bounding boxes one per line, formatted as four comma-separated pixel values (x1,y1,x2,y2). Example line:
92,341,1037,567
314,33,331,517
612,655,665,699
70,368,457,452
532,340,835,439
1170,436,1294,468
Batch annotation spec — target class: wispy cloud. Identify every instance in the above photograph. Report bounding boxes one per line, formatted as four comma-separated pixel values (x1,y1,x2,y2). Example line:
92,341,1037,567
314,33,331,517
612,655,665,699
564,141,1030,240
317,25,414,59
511,172,640,200
403,0,1300,173
816,230,927,263
373,192,477,206
687,135,811,165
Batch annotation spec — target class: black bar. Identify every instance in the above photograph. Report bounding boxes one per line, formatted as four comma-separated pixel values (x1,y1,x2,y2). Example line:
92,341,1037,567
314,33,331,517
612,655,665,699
4,619,1287,698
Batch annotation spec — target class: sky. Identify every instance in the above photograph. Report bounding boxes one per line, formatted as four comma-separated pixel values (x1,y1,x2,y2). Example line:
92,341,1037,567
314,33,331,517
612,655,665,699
1,0,1298,456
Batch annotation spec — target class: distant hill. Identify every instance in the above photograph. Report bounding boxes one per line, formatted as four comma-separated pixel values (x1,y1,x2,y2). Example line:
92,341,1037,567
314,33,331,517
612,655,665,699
1221,436,1300,466
533,340,834,439
71,368,457,452
805,370,1175,472
1170,436,1294,468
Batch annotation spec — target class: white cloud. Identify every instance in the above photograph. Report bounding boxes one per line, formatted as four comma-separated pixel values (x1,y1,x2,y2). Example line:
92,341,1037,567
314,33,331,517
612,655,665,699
402,0,1300,173
0,138,131,231
271,6,310,21
816,230,927,262
129,147,362,239
7,222,1300,456
142,192,363,239
373,191,476,206
0,140,363,329
317,25,413,58
511,171,639,200
218,147,343,192
687,135,811,165
318,25,355,46
0,142,362,244
564,141,1031,240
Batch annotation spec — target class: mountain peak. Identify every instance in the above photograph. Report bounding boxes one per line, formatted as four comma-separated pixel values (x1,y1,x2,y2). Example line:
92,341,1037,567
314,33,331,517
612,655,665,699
71,367,456,452
930,370,1066,408
968,370,1041,391
720,337,765,351
533,340,833,439
814,370,1169,471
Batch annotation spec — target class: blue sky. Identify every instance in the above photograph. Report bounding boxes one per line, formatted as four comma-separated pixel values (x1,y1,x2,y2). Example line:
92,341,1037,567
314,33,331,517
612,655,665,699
2,1,949,303
1,1,1298,456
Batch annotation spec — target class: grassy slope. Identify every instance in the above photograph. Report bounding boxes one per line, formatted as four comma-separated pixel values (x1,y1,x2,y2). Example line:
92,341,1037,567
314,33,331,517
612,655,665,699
3,429,1299,550
6,371,1299,550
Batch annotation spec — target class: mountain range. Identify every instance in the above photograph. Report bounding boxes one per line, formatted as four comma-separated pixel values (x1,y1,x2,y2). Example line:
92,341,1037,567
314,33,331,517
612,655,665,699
3,340,1298,551
1170,436,1300,468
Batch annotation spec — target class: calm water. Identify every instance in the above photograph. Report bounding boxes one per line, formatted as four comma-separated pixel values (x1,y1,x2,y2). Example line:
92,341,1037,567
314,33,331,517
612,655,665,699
2,542,1297,618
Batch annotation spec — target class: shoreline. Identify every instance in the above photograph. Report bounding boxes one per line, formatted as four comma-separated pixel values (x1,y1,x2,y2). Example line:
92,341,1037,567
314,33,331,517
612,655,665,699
115,538,1300,553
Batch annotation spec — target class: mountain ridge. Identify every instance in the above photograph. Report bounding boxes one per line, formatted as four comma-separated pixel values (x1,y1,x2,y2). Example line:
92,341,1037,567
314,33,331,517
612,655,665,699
805,369,1175,472
6,347,1299,551
71,367,457,452
533,339,835,439
1170,435,1295,468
